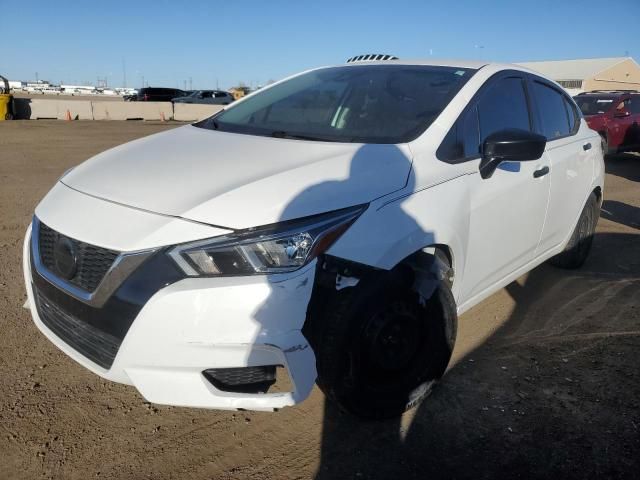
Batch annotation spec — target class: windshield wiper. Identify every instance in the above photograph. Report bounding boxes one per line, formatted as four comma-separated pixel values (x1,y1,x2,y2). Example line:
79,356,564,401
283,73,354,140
270,130,337,142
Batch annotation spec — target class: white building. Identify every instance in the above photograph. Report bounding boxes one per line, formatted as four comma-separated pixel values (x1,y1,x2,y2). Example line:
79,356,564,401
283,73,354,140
60,85,97,95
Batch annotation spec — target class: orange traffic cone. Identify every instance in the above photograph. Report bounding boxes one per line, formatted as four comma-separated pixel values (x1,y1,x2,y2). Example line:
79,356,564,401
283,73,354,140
65,109,71,121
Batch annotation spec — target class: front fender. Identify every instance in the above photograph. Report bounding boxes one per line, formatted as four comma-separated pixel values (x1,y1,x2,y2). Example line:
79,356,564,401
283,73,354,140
328,176,471,302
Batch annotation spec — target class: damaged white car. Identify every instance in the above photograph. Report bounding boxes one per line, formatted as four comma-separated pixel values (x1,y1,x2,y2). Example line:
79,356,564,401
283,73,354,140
24,58,604,418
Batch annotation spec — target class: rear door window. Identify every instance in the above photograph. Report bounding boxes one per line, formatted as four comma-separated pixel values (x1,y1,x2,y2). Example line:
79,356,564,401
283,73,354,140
532,81,571,140
563,97,579,133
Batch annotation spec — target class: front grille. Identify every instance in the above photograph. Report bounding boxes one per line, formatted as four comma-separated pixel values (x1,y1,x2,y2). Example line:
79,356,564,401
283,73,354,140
34,287,120,369
38,222,119,293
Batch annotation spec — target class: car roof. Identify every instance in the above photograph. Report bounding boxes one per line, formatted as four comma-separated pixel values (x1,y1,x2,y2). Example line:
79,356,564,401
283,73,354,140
576,90,638,97
323,59,560,78
335,58,488,69
141,87,180,91
575,93,621,99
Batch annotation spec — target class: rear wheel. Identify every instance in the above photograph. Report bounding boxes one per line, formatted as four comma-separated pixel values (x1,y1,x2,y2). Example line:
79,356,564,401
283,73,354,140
549,193,599,269
307,266,457,419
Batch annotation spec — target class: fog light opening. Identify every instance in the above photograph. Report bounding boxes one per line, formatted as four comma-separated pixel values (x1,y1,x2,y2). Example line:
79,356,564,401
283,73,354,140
202,365,293,394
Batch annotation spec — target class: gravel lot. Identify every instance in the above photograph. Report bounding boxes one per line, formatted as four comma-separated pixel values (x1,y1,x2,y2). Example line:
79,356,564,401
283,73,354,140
0,120,638,479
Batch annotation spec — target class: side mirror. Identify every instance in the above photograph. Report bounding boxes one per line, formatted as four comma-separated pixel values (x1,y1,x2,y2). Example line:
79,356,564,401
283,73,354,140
480,129,546,179
614,110,630,118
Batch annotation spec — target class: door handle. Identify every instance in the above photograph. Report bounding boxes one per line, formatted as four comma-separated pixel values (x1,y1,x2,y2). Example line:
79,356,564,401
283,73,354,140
583,142,592,151
533,166,550,178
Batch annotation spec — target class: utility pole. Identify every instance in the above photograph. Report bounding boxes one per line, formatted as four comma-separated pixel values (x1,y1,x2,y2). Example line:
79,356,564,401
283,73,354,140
35,72,39,83
189,77,192,90
141,75,144,89
183,80,187,90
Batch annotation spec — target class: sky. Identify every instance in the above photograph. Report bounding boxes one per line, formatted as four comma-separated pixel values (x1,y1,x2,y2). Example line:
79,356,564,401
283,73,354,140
2,0,639,90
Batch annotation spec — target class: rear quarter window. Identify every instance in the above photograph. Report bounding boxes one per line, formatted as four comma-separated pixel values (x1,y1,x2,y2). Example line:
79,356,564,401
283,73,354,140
628,96,640,114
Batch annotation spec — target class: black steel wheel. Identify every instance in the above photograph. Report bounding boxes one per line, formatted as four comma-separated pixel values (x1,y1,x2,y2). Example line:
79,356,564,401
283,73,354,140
307,265,457,419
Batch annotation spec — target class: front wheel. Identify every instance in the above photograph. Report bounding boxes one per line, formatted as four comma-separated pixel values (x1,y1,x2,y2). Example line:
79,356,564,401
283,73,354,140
549,192,599,269
307,267,457,419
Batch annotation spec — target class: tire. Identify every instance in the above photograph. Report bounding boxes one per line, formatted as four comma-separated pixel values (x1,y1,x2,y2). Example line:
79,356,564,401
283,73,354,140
600,132,614,156
549,193,599,269
306,266,457,419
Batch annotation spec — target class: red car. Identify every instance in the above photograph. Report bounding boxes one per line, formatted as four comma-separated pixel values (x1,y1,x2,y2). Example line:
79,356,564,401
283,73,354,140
574,90,640,155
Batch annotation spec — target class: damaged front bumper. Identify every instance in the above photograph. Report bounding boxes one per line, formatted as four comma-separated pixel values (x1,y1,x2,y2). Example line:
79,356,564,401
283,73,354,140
23,223,318,412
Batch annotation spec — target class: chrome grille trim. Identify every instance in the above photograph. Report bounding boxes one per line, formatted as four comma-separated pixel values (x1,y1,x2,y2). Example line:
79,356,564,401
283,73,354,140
31,217,157,307
38,222,119,292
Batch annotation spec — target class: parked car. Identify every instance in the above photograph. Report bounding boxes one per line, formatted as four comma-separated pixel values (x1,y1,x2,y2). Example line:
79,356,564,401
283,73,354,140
24,59,603,419
133,87,187,102
573,90,640,155
172,90,234,105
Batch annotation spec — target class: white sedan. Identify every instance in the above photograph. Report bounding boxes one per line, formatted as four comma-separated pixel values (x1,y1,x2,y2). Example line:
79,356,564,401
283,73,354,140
24,58,603,418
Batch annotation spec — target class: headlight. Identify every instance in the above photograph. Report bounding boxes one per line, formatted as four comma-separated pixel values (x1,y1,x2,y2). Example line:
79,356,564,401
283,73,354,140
168,205,366,276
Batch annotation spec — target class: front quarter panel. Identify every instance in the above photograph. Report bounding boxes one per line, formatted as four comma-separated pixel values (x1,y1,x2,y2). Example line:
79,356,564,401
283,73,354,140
328,170,471,303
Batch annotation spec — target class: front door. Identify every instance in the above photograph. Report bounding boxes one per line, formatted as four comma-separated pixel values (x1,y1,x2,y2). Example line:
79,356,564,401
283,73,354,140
460,74,551,302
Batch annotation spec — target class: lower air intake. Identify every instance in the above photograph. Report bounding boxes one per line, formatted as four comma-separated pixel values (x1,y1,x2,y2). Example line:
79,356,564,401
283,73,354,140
203,366,278,394
34,287,120,369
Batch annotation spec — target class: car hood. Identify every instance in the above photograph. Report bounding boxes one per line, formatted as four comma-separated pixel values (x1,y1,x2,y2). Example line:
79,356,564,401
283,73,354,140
62,125,413,229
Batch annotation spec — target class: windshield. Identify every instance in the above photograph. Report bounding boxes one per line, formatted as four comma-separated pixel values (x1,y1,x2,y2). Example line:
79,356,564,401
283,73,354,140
574,96,615,115
196,65,475,143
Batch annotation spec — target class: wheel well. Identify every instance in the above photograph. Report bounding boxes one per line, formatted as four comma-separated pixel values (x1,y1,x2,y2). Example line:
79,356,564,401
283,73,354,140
593,186,602,204
399,244,455,289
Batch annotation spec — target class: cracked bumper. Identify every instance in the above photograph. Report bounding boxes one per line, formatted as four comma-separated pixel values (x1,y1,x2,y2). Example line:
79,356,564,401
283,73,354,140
24,225,318,411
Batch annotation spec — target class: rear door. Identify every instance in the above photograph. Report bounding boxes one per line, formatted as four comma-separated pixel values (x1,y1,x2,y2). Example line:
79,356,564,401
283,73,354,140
531,76,594,254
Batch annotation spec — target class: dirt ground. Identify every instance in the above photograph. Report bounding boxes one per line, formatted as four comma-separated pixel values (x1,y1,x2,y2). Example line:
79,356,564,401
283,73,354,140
0,120,638,480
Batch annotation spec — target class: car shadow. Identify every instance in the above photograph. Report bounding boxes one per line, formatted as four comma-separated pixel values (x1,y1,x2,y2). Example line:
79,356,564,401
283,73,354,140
605,153,640,183
250,142,639,479
251,143,427,413
601,200,640,230
314,231,640,479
